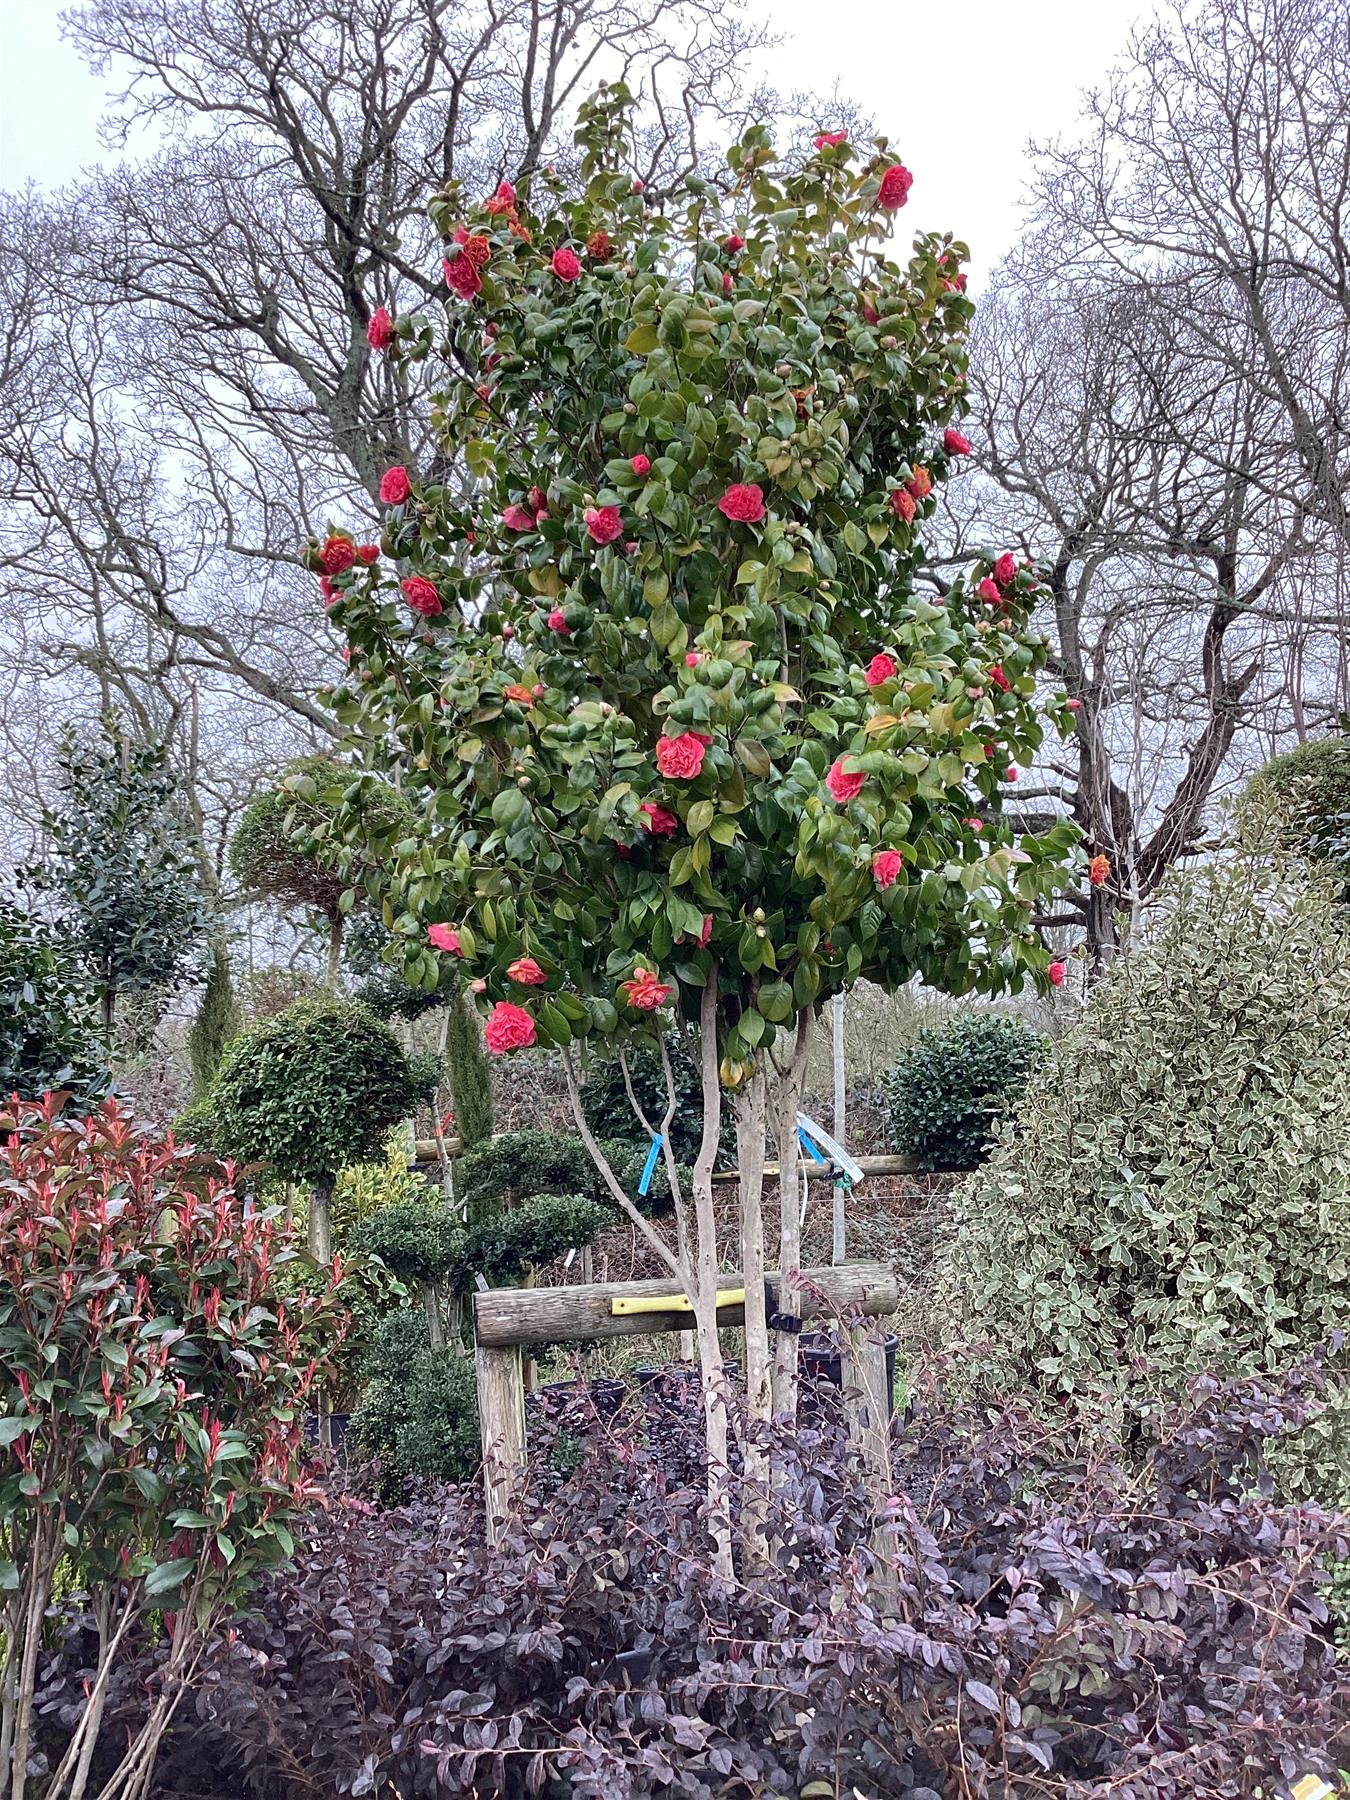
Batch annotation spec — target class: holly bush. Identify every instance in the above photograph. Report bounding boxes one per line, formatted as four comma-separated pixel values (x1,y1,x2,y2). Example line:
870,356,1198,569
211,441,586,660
0,899,106,1106
207,998,436,1187
881,1011,1044,1170
927,852,1350,1502
315,85,1076,1083
0,1096,349,1798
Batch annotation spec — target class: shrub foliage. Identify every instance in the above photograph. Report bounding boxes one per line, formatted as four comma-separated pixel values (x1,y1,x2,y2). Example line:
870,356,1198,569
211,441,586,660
881,1010,1043,1169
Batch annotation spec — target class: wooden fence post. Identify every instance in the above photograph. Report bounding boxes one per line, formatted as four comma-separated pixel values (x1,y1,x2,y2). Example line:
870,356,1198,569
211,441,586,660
475,1343,526,1544
843,1323,898,1609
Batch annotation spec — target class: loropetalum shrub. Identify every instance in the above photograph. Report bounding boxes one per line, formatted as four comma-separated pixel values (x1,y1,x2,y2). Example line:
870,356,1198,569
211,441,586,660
309,85,1079,1562
881,1009,1044,1170
928,852,1350,1502
0,1097,349,1800
81,1361,1349,1799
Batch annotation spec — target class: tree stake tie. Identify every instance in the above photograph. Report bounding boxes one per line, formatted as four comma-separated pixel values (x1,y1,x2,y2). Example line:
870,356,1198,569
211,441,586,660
637,1134,662,1200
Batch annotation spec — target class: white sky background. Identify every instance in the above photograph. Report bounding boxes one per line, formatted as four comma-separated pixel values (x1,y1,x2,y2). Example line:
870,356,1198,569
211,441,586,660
1,0,1147,283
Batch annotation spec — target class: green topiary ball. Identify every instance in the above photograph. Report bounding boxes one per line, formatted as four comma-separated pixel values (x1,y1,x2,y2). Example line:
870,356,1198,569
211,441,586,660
348,1311,479,1502
350,1199,462,1287
209,997,435,1186
452,1193,611,1293
1240,735,1350,877
457,1130,597,1217
881,1012,1044,1171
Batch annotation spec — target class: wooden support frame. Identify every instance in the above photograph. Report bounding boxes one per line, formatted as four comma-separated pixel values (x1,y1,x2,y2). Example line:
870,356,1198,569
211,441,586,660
472,1260,898,1544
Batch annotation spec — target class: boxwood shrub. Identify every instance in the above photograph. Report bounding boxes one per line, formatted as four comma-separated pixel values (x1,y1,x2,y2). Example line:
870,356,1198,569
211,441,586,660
881,1012,1044,1170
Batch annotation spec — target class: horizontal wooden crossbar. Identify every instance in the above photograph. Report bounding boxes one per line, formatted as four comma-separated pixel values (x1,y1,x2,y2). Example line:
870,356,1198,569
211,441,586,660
473,1261,898,1348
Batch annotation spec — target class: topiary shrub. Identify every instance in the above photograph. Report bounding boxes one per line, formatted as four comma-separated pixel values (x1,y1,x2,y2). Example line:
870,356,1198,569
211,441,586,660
348,1311,479,1502
927,851,1350,1501
457,1130,596,1218
350,1199,462,1288
881,1012,1044,1170
1240,734,1350,877
0,900,106,1106
452,1193,611,1293
444,991,494,1153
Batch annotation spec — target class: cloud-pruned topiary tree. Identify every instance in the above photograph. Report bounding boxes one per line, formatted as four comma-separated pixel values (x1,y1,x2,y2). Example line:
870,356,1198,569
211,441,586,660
927,849,1350,1502
1240,734,1350,887
313,88,1078,1568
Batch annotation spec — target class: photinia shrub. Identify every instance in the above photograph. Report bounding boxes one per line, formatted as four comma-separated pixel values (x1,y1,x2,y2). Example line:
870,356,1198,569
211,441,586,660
0,1096,349,1800
311,83,1078,1565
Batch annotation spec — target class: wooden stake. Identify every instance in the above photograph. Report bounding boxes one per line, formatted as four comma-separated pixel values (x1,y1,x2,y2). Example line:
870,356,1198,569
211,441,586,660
475,1343,526,1544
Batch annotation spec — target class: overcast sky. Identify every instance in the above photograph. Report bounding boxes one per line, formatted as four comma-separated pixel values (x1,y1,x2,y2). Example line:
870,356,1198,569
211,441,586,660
0,0,1145,281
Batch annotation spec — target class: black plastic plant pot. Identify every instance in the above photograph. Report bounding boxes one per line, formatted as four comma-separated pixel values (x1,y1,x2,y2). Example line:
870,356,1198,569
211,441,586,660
304,1411,351,1446
798,1331,898,1418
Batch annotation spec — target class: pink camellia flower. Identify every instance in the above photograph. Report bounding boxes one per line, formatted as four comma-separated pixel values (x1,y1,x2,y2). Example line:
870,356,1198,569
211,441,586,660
944,427,972,456
366,307,395,351
722,272,734,294
356,543,380,565
551,246,581,282
584,504,623,544
470,977,488,994
319,536,355,576
723,234,746,252
976,578,1003,605
484,1000,537,1054
401,576,442,616
826,757,865,803
872,849,902,889
639,800,680,836
699,914,713,947
528,485,548,516
631,454,651,477
864,652,896,687
861,295,879,324
907,465,933,500
1047,960,1067,988
655,732,707,780
993,551,1018,586
965,817,984,831
632,177,646,193
319,576,338,607
427,923,463,956
546,607,570,633
1006,765,1019,782
620,967,674,1011
890,488,917,523
1066,698,1083,712
485,179,516,214
685,651,702,668
989,664,1010,692
814,130,849,148
587,229,613,261
877,163,913,210
502,503,537,531
380,466,411,505
717,482,766,524
506,956,547,986
443,254,483,300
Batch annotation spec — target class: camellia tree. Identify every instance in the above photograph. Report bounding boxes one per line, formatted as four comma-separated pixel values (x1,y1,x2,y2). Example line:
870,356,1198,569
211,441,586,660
316,87,1077,1569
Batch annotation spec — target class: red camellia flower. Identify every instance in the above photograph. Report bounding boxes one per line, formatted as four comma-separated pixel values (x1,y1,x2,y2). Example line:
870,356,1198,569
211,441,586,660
699,914,713,947
685,651,702,667
872,849,902,889
631,454,651,477
1047,959,1067,988
655,732,707,780
584,505,623,544
484,1000,537,1054
907,465,933,500
546,608,570,633
586,229,613,260
319,536,355,576
943,427,972,456
366,307,395,351
453,227,492,268
427,923,463,956
356,544,380,565
890,488,917,523
1089,853,1111,887
1006,765,1019,782
717,482,766,524
814,130,848,148
989,664,1010,692
721,272,734,293
401,576,442,616
639,801,679,836
723,234,746,252
503,682,534,704
976,578,1003,605
1066,698,1083,712
861,295,879,324
551,246,581,282
826,757,865,803
993,551,1018,586
443,253,483,300
877,163,913,210
319,575,338,607
380,466,411,505
507,956,547,985
485,179,516,213
527,485,548,516
864,652,896,687
620,967,673,1011
502,503,537,531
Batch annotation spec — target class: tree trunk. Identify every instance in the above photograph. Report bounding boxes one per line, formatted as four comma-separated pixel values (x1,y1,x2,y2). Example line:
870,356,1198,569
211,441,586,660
690,974,734,1582
736,1065,771,1563
325,913,344,992
831,993,847,1265
309,1185,333,1447
770,1011,814,1422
